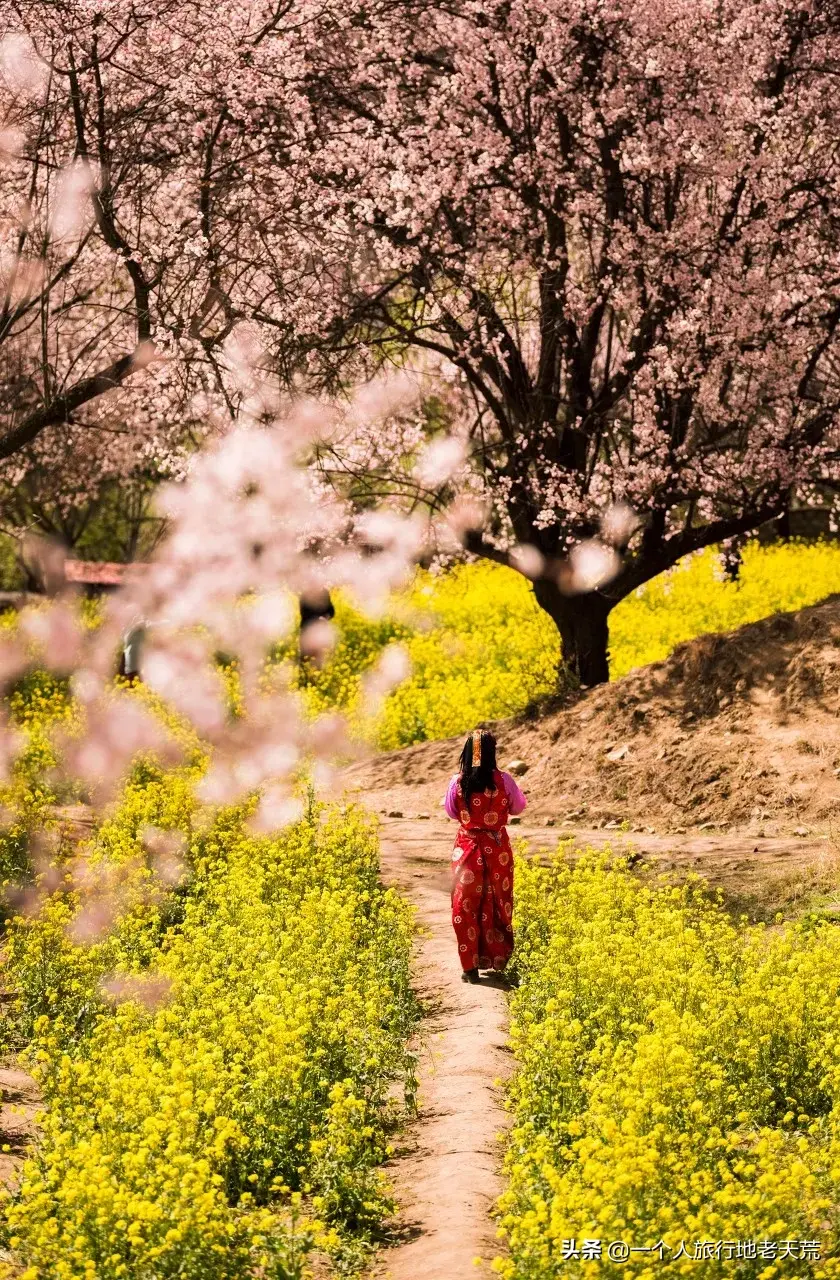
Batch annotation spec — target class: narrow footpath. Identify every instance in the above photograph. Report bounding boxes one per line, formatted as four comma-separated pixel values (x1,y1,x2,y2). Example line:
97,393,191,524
371,816,514,1280
365,811,836,1279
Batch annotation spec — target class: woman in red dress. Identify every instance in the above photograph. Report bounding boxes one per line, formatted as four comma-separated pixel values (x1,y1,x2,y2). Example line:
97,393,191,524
442,729,527,984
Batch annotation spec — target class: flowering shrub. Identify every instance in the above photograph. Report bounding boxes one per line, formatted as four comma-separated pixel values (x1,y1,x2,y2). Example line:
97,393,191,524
274,604,412,731
0,647,205,914
0,364,427,1280
0,666,78,899
1,792,416,1279
495,848,840,1278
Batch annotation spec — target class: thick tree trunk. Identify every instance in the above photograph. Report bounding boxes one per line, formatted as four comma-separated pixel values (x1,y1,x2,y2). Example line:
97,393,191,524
532,578,611,687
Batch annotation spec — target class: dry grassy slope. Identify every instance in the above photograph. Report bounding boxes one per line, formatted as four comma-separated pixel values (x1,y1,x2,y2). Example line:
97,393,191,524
340,594,840,837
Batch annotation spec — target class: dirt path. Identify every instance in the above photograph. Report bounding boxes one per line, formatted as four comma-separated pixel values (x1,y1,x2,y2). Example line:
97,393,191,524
371,816,514,1280
368,811,840,1280
0,1062,39,1188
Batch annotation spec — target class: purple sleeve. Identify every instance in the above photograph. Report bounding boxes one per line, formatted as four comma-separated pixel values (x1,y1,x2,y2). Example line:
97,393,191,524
502,772,527,815
443,776,461,820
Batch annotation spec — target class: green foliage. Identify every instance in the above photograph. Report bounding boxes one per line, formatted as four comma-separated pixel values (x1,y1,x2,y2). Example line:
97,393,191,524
0,479,165,588
0,535,25,591
70,479,165,565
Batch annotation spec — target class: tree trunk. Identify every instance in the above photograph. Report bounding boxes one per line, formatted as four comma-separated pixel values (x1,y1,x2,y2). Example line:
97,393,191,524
532,578,611,687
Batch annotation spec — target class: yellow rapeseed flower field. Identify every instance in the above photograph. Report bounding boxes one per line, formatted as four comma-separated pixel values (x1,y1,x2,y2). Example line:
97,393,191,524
278,541,840,749
496,847,840,1278
0,669,417,1278
3,540,840,1276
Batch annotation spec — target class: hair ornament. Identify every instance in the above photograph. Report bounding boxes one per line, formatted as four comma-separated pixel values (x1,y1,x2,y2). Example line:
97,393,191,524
472,728,482,766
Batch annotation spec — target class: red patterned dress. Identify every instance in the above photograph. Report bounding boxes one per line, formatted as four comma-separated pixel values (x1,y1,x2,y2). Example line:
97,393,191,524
450,769,515,971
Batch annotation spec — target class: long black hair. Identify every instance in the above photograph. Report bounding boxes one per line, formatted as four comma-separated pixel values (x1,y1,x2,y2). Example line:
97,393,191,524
458,730,498,803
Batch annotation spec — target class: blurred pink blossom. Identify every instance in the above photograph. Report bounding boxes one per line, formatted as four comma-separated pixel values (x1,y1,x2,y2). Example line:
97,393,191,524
509,544,545,579
61,695,180,797
68,897,120,944
100,973,172,1009
50,160,96,242
362,644,412,705
298,617,337,665
0,635,27,689
19,602,84,670
20,533,66,595
241,591,297,644
0,33,48,98
414,436,466,486
142,638,228,737
565,541,622,594
141,826,187,886
249,789,304,834
600,504,640,549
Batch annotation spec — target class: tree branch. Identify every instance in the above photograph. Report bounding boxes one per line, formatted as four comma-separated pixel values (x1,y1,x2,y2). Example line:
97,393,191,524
0,350,145,461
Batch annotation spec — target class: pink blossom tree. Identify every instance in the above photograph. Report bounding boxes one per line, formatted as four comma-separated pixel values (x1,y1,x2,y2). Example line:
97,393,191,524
0,1,308,464
0,0,345,585
0,379,420,827
273,0,840,684
0,363,205,571
4,0,840,688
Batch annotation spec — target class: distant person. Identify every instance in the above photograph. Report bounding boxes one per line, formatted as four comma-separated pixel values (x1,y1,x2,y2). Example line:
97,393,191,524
120,619,146,684
721,533,747,583
442,730,526,984
298,589,335,664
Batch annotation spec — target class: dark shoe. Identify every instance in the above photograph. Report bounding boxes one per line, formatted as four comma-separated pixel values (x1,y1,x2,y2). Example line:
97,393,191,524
461,968,480,984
